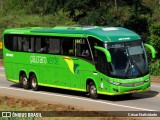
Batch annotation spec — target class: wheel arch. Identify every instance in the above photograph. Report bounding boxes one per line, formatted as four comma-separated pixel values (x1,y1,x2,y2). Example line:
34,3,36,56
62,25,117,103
29,71,37,80
86,78,97,92
19,70,27,78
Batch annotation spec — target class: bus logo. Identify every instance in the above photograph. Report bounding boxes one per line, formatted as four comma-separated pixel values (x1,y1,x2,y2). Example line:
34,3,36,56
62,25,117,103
62,56,75,74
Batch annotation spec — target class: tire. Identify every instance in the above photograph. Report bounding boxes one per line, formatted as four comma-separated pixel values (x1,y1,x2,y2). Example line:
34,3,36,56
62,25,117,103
21,73,30,89
89,82,98,99
30,74,38,91
123,93,133,97
19,75,23,88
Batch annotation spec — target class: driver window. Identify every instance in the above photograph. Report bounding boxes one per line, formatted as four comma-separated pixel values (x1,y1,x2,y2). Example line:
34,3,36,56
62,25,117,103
96,50,109,75
76,38,92,61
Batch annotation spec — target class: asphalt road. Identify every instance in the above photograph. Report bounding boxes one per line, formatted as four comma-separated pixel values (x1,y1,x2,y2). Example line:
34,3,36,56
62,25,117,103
0,67,160,111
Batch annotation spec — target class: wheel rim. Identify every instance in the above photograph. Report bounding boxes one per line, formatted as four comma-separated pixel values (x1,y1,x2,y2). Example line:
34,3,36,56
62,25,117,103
32,78,36,88
23,77,28,86
90,85,97,95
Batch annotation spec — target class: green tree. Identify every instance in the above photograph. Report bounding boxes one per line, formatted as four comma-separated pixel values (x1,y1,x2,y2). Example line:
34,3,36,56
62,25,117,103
147,21,160,75
123,0,152,38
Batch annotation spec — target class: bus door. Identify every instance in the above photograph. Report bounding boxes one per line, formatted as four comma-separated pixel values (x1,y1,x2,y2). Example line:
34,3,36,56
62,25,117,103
60,38,76,88
74,38,95,90
94,49,111,92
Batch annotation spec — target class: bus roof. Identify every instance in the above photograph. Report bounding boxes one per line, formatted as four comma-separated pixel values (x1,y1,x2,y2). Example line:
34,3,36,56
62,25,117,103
4,26,141,42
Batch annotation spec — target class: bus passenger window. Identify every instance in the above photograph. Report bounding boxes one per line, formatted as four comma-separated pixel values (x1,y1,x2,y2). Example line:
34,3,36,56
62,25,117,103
13,36,18,51
88,37,103,62
22,37,29,52
18,36,23,51
28,37,35,52
76,38,92,60
4,34,13,51
49,38,60,54
40,38,49,53
35,37,41,52
61,38,74,56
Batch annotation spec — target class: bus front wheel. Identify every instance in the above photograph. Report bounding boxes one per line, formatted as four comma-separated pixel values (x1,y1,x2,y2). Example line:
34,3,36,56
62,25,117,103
89,82,98,99
30,74,38,91
21,73,30,89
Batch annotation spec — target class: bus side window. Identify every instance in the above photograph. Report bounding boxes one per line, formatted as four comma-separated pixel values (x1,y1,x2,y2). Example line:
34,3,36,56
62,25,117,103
61,38,74,56
76,38,92,61
4,34,13,51
96,50,109,75
22,37,29,52
49,38,60,54
40,37,48,53
13,36,18,51
35,37,41,52
18,36,23,51
88,37,103,62
28,37,35,52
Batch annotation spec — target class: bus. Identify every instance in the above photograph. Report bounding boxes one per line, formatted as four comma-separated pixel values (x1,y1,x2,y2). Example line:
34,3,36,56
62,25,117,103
3,26,156,99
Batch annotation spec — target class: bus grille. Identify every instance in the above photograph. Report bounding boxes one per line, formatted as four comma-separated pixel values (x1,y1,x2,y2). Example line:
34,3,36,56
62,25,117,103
120,82,144,87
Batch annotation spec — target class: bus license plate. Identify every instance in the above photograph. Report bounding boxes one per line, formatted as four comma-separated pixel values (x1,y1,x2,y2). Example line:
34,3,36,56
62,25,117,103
130,90,137,93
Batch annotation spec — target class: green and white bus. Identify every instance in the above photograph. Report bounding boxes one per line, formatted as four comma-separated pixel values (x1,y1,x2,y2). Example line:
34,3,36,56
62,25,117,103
3,26,156,99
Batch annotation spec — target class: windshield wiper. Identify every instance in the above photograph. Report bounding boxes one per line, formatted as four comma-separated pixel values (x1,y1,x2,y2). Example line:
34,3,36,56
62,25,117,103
124,45,142,78
124,59,131,77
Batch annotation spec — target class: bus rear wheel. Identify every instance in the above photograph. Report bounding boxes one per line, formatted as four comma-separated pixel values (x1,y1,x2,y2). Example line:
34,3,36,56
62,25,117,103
30,74,38,91
89,82,98,99
21,73,30,89
19,75,23,88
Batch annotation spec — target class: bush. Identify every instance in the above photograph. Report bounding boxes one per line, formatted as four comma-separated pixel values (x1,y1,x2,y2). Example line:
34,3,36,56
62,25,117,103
148,22,160,58
149,59,160,76
148,21,160,75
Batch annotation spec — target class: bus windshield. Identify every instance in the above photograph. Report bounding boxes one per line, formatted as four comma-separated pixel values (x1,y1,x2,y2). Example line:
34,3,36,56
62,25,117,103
107,41,148,78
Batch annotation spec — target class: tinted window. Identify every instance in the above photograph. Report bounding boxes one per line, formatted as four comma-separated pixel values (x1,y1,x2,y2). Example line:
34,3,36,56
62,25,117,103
4,34,76,56
49,38,60,54
61,38,75,56
4,34,13,51
88,37,103,61
76,38,92,61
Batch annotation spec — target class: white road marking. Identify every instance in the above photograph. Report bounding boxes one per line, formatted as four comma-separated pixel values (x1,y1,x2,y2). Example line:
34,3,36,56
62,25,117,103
0,86,157,111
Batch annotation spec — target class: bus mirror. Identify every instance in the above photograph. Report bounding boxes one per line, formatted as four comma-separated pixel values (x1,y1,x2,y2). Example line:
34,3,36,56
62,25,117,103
94,46,112,62
144,44,156,59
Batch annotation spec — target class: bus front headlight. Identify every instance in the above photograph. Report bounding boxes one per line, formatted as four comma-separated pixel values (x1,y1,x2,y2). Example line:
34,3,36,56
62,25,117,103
144,79,150,82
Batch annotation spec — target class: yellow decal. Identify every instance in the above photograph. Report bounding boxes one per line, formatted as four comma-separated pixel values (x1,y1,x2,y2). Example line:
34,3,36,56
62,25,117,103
62,56,74,74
